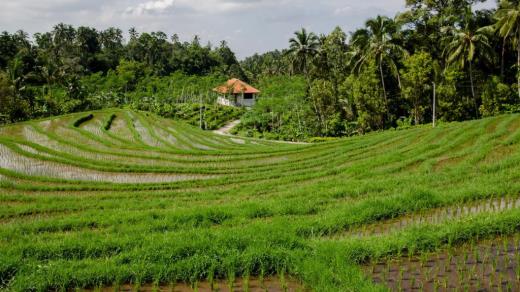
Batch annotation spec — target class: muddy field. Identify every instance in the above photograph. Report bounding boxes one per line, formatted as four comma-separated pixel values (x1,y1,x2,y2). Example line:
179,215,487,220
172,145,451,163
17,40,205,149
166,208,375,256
84,277,306,292
365,235,520,291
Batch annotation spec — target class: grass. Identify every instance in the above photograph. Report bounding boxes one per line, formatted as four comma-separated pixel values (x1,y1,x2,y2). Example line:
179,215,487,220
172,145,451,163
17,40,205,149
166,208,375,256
0,109,519,291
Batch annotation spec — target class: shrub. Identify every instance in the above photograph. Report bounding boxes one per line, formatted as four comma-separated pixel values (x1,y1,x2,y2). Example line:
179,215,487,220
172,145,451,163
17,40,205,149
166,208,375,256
73,114,94,127
104,114,117,131
306,137,338,143
480,76,515,117
132,103,244,130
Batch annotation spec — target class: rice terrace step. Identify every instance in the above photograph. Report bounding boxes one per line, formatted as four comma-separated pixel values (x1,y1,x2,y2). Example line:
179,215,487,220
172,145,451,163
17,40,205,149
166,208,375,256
1,110,520,291
2,1,520,289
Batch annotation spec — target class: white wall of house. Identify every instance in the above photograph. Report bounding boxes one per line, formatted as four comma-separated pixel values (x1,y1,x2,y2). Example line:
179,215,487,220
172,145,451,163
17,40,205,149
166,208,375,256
217,96,234,107
236,93,256,107
217,94,257,107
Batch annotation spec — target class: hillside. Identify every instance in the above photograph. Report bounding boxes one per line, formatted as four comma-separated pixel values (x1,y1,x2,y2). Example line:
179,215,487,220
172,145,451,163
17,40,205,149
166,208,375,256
1,110,520,291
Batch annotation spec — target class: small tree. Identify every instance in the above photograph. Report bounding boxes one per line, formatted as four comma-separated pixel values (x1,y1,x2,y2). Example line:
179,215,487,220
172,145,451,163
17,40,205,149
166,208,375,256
494,0,520,98
400,52,434,125
309,79,337,135
0,71,13,123
321,27,348,95
436,66,473,122
0,71,29,123
480,76,514,116
343,59,386,134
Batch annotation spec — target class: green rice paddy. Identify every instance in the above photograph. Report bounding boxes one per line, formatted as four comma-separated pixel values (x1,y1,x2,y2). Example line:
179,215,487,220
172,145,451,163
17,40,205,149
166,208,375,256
1,109,520,291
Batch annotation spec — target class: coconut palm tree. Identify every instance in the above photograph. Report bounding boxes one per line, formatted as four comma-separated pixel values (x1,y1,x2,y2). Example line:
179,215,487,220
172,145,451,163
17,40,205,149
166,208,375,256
443,9,493,113
288,28,320,82
493,0,520,98
351,16,407,109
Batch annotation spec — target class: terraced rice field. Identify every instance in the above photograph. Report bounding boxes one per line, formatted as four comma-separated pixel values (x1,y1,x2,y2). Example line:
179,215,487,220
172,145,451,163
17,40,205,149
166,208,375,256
1,109,520,291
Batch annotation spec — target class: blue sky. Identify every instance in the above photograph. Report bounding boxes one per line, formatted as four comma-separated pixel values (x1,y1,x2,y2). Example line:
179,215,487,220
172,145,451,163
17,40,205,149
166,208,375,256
0,0,496,59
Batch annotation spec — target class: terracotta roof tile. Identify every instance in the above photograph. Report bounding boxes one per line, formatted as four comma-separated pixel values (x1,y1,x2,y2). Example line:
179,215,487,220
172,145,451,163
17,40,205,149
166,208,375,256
213,78,260,94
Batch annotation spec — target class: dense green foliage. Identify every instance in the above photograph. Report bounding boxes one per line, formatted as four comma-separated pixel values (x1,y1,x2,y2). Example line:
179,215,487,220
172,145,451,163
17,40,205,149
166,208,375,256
239,0,520,140
0,26,243,126
234,76,315,140
0,110,519,290
2,1,520,141
139,103,244,130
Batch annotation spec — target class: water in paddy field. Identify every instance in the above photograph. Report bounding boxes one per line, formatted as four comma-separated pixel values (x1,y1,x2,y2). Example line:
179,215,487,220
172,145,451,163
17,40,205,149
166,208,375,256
82,276,306,292
343,196,520,238
365,235,520,291
0,144,213,183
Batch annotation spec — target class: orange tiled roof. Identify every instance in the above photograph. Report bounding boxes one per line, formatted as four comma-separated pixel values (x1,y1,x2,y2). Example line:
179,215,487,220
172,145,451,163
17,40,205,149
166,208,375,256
213,78,260,94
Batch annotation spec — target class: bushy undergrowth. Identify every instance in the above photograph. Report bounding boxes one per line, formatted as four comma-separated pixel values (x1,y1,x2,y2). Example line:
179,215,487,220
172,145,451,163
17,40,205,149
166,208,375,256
103,114,117,131
133,103,244,130
73,114,94,127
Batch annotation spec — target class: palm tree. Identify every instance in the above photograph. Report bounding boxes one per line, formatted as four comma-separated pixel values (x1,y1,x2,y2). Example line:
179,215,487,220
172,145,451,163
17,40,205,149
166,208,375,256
494,0,520,98
287,28,320,82
443,9,493,113
52,23,76,59
351,16,407,109
39,60,58,98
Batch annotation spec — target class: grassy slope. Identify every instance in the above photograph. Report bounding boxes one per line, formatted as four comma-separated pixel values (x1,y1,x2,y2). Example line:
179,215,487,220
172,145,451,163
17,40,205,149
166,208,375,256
0,110,519,291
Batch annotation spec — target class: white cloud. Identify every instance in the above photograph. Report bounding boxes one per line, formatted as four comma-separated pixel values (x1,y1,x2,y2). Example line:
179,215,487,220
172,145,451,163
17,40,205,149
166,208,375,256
173,0,256,14
125,0,174,15
334,6,352,16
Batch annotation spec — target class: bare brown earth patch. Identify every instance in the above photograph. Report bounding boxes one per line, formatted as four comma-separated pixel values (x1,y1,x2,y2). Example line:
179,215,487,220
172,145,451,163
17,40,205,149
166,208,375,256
485,117,500,133
403,160,422,172
507,116,520,134
479,144,517,165
433,154,467,171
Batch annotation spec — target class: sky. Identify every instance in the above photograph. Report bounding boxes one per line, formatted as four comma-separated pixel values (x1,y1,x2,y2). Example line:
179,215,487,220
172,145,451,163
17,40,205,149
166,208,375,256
0,0,496,59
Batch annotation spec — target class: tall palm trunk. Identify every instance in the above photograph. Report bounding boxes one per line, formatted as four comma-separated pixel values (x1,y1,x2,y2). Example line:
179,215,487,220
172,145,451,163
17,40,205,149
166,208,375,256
378,58,390,127
517,34,520,99
469,61,478,116
378,58,388,109
501,38,506,77
304,56,323,131
414,99,419,125
48,84,53,99
303,56,310,87
469,61,475,99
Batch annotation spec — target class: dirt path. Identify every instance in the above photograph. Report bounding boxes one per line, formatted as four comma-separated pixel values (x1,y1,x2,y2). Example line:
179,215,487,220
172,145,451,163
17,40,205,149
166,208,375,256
213,120,241,135
213,120,309,145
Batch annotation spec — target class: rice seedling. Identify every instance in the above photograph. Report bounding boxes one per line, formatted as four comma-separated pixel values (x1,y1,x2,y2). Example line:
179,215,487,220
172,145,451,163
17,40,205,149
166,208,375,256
363,230,520,291
0,110,519,290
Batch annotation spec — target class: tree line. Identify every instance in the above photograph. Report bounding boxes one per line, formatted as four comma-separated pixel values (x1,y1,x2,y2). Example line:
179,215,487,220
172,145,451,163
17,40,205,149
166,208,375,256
239,0,520,139
0,24,244,123
2,0,520,141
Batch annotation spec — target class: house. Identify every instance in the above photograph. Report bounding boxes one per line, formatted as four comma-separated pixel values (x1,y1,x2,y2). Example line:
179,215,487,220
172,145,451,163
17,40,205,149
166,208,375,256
213,78,260,107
